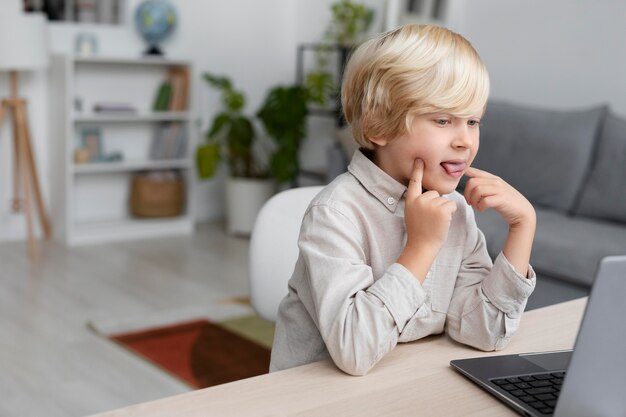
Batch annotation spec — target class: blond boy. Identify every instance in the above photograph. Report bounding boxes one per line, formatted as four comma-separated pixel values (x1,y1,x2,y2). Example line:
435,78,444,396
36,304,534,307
270,24,536,376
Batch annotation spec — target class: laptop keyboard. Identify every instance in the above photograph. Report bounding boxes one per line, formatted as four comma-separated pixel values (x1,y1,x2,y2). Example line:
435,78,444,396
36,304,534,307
490,371,566,415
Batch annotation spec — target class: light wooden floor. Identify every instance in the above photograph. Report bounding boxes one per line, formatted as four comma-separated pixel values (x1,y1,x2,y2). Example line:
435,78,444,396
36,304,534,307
0,222,251,417
0,220,588,417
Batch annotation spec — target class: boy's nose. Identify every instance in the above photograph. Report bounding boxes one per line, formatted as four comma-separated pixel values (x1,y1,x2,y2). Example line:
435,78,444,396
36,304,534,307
452,129,473,149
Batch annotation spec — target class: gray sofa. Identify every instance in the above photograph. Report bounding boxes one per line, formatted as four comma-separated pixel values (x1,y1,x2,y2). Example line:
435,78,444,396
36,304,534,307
469,101,626,309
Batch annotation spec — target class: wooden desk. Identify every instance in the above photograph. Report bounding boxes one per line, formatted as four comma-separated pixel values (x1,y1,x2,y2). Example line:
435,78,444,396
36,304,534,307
92,298,586,417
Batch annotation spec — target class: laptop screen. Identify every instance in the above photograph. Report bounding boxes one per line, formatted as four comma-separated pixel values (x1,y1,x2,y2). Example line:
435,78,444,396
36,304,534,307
553,256,626,417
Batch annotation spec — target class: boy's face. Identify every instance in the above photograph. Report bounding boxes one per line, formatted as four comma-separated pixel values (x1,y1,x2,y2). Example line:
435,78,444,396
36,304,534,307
372,112,482,194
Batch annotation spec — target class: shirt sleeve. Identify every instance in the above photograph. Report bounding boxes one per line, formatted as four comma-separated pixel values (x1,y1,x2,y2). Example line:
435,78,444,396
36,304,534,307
445,207,536,351
299,203,426,376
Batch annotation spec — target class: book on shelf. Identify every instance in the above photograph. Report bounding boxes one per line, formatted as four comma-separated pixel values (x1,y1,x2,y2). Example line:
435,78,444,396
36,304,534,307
152,81,172,112
149,122,188,160
93,102,137,113
177,67,190,111
152,67,189,112
172,127,188,159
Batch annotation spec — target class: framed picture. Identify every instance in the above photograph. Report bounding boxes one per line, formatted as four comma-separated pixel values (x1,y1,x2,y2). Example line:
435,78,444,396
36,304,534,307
80,128,103,162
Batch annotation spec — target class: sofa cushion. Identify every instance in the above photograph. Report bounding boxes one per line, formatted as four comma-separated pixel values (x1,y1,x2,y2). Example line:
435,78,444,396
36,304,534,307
472,209,508,261
474,207,626,287
574,111,626,223
471,102,605,212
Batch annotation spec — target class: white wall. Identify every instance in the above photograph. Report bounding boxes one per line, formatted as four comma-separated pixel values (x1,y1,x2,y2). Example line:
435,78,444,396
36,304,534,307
2,0,625,241
454,0,626,116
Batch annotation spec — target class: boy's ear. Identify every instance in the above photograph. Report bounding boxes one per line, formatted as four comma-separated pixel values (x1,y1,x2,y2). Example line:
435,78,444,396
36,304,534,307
369,136,389,147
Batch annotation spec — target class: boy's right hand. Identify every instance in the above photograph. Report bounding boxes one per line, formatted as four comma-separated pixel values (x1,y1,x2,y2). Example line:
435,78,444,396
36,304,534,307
398,159,457,281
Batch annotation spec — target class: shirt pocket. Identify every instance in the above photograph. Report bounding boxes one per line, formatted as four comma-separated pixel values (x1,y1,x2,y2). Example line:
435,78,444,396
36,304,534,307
429,246,463,314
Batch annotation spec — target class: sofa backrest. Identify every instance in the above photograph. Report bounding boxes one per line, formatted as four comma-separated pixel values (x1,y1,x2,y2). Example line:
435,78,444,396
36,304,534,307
470,101,606,212
573,111,626,223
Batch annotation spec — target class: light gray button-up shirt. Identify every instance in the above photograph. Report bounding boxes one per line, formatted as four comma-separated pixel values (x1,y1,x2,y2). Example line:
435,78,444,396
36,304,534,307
270,150,536,376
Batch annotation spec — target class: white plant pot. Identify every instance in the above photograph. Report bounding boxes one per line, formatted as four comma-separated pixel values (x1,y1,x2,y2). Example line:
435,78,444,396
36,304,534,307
225,177,276,236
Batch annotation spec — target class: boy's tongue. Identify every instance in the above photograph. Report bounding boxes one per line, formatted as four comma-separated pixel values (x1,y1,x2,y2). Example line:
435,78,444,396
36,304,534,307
441,161,466,174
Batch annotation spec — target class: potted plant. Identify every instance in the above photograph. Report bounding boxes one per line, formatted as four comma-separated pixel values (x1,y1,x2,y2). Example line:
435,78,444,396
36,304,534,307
326,0,375,47
305,0,374,109
256,85,310,185
196,73,274,236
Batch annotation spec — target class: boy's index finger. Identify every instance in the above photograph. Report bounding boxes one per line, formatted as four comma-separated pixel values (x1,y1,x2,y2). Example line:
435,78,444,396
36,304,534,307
407,159,424,199
465,166,493,178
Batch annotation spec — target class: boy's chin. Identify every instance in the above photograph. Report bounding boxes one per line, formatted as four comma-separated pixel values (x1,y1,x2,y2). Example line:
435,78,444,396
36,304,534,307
429,181,459,195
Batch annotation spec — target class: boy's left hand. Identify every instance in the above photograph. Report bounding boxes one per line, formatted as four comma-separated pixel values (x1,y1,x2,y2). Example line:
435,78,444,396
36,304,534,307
463,167,535,228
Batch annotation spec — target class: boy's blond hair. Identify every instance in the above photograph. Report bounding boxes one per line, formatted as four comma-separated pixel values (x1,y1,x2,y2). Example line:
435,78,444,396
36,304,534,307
341,24,490,149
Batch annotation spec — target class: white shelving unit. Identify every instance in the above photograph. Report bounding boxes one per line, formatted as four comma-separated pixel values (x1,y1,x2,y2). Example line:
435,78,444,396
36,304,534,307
49,54,195,245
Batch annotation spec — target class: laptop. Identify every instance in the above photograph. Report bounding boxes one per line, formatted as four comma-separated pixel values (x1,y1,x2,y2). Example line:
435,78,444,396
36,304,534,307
450,255,626,417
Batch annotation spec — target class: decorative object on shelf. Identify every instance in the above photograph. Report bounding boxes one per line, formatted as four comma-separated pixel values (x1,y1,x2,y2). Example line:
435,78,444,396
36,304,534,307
92,102,137,113
74,148,91,164
130,170,185,218
80,128,104,162
0,10,52,258
104,151,124,162
134,0,177,56
79,128,125,163
74,32,98,57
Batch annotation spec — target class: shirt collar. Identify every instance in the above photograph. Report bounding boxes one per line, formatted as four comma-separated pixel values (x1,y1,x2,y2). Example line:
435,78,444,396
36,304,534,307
348,149,407,213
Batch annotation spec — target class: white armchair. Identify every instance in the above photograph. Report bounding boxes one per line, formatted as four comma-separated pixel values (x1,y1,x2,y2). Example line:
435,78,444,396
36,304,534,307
249,186,324,322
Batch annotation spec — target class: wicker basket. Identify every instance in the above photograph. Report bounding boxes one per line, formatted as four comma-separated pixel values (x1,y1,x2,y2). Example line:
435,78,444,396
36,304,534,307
130,172,185,218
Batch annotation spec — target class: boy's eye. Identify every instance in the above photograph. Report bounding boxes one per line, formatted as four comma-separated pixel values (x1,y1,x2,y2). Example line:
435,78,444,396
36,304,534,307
435,119,451,125
468,120,481,127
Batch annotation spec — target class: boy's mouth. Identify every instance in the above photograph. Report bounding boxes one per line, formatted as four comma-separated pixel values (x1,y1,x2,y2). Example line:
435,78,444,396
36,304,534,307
440,161,466,178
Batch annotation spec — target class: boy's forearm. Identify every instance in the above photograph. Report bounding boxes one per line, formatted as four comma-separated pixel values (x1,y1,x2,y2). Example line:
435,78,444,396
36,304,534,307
502,218,536,278
397,243,439,283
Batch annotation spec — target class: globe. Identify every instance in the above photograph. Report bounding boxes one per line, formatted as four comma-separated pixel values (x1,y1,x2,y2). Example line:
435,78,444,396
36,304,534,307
135,0,177,55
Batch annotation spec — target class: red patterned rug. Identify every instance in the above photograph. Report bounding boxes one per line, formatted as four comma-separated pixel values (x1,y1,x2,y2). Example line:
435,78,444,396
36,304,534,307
111,318,271,388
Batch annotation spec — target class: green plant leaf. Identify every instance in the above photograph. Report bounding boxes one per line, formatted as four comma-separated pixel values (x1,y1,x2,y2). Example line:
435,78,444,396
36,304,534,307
270,148,299,184
199,72,263,179
208,112,231,139
228,116,255,151
203,73,231,90
196,142,221,179
305,71,336,106
326,0,374,46
225,89,245,112
257,85,310,183
204,72,246,112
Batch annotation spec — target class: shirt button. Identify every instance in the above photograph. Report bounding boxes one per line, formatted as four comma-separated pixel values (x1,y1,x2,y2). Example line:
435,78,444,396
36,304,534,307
387,197,395,205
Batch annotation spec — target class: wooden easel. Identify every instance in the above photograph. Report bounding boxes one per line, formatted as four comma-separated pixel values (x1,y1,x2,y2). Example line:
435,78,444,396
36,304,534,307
0,71,51,258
